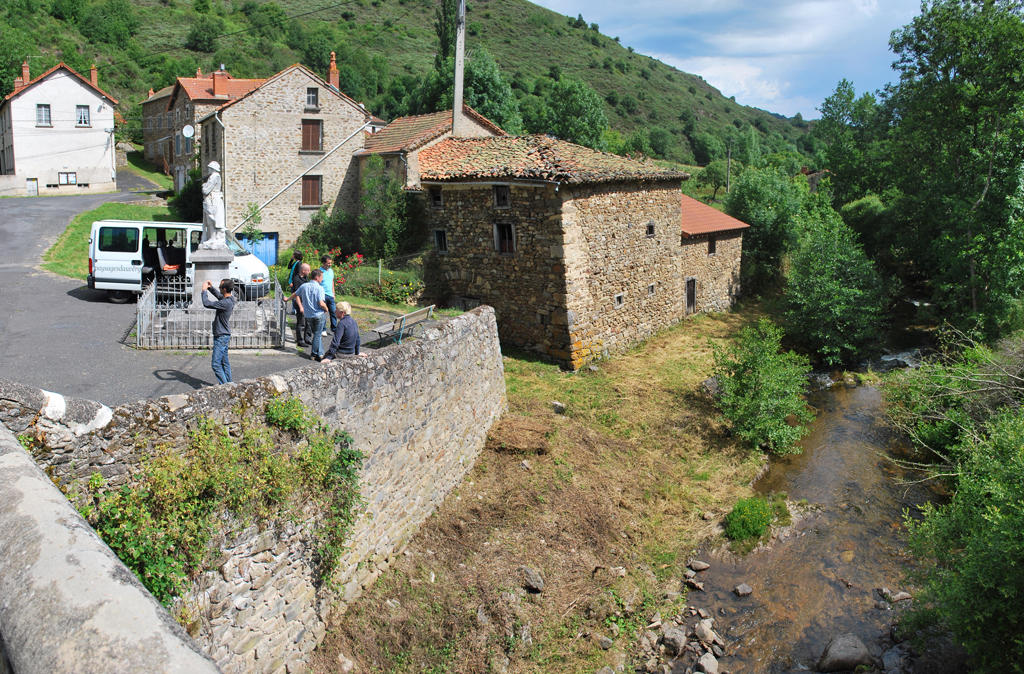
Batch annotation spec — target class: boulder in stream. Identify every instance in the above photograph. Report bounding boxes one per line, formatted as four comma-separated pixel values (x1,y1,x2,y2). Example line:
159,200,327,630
734,583,753,596
689,560,711,571
663,627,688,656
697,652,719,674
817,633,877,672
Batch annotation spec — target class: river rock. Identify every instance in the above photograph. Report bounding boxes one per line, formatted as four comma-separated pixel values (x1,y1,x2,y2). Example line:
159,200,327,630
686,578,705,591
521,566,544,593
694,621,714,643
882,643,912,672
552,401,566,414
890,591,912,602
663,627,688,656
701,377,720,398
734,583,753,597
689,560,711,571
817,633,876,672
698,652,719,674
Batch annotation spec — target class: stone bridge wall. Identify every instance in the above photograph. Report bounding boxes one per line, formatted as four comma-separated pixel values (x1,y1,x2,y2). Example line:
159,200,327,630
0,307,506,674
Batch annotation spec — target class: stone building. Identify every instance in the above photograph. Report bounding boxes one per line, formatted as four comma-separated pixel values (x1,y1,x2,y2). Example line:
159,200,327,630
0,62,118,196
140,85,172,171
354,106,504,189
162,68,266,191
418,134,748,369
198,61,371,247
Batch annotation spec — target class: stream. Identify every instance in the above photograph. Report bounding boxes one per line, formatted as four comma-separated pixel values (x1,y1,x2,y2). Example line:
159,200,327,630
688,385,943,673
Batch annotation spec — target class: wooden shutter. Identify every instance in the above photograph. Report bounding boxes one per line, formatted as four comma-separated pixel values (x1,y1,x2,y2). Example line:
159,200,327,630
302,176,321,206
301,120,321,151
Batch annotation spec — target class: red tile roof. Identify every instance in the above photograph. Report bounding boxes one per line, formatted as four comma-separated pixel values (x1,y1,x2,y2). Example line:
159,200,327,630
3,62,118,105
203,64,368,119
419,135,688,185
166,72,265,110
680,195,749,238
356,106,505,156
144,85,173,103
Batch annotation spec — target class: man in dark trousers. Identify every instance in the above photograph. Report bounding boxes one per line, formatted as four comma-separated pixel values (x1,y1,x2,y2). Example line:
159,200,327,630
202,278,235,384
290,262,311,347
322,302,367,363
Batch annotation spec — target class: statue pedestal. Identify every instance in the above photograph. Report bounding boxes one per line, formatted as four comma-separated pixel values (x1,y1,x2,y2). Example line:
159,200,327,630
191,247,235,308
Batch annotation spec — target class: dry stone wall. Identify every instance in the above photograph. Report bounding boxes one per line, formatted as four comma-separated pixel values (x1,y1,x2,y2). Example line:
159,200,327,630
0,307,506,674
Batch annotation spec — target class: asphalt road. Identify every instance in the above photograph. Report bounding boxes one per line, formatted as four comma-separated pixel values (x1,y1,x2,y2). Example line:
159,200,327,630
0,173,306,407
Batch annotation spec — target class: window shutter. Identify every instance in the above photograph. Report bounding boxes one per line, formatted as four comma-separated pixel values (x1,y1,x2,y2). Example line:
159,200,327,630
493,223,500,252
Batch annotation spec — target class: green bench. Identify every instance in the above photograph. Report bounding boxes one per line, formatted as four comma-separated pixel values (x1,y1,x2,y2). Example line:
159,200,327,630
371,305,435,346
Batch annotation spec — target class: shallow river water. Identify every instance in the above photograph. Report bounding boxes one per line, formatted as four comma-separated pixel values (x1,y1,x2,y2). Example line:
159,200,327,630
688,385,939,673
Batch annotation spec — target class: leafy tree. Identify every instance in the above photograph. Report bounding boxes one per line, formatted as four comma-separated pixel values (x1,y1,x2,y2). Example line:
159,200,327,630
413,50,523,134
620,128,652,157
0,24,32,98
692,131,725,164
784,202,887,365
50,0,87,22
433,0,457,68
544,78,608,149
79,0,140,49
734,125,762,166
169,167,204,221
185,15,224,53
648,126,671,157
711,318,813,454
695,159,729,200
814,79,884,207
360,155,411,260
840,193,892,262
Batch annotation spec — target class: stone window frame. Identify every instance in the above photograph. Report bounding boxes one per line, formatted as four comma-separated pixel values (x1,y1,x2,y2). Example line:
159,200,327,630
306,87,320,110
708,236,717,256
434,228,449,254
614,293,625,309
301,175,323,208
301,119,323,153
648,283,656,296
493,222,516,254
493,185,511,209
429,187,444,209
646,220,655,238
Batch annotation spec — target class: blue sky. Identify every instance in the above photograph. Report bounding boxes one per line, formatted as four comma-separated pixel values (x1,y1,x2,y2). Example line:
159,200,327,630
531,0,922,119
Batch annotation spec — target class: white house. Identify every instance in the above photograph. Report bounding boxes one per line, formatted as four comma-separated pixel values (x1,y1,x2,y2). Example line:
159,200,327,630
0,62,118,197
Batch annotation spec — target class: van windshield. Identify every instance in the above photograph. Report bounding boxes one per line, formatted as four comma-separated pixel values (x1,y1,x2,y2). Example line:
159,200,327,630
225,232,250,257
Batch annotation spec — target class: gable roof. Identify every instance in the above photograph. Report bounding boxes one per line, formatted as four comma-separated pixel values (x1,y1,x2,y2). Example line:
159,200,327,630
419,135,687,185
198,64,369,120
356,106,506,156
166,71,265,110
679,195,749,238
143,85,173,104
3,62,118,105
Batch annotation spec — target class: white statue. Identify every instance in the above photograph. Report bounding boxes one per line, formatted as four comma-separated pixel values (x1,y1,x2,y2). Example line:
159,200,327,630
199,161,227,249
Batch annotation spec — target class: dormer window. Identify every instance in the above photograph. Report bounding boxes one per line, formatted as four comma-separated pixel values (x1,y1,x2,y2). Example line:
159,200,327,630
494,185,510,209
306,88,319,108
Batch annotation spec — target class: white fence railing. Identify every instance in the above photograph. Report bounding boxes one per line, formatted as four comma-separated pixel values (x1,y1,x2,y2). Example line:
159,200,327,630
136,278,285,349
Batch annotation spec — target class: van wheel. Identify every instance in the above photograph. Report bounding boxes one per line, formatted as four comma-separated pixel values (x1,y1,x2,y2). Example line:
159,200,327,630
107,290,132,304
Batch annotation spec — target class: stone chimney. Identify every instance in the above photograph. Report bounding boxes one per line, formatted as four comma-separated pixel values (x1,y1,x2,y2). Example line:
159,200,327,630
329,51,339,91
90,65,98,88
196,67,203,77
148,88,154,98
212,69,228,97
14,61,29,92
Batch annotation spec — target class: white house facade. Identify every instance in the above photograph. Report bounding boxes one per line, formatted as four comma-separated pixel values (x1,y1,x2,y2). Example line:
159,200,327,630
0,62,118,197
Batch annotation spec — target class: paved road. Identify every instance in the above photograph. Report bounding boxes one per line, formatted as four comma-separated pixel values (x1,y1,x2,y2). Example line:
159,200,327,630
0,174,306,407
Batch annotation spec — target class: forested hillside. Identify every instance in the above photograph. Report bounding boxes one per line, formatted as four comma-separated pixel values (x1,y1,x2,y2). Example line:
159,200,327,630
0,0,816,164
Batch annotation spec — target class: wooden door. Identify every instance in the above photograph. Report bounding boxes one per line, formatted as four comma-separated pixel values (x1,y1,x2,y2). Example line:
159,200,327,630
686,278,696,314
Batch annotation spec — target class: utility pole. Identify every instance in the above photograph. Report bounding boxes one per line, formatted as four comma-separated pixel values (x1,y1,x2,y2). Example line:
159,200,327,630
451,0,469,137
726,136,733,194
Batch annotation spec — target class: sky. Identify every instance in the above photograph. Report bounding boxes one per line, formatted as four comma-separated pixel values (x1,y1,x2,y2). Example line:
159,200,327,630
531,0,922,119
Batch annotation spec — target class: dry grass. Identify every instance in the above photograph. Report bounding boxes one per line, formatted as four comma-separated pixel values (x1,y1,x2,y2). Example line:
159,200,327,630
311,304,767,674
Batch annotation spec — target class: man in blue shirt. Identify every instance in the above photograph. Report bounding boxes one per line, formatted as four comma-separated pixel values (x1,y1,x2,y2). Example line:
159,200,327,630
322,301,367,363
319,254,337,334
286,268,328,359
201,278,235,384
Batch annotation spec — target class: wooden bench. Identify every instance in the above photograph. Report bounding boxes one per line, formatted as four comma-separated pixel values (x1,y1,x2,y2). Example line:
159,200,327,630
372,305,435,346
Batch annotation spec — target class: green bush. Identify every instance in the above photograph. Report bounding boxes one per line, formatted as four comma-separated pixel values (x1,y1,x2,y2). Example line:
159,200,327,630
724,497,773,540
353,274,424,305
712,319,813,454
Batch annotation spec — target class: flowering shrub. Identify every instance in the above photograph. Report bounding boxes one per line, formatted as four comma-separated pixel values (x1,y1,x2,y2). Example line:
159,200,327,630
724,497,773,540
353,270,424,304
286,247,364,290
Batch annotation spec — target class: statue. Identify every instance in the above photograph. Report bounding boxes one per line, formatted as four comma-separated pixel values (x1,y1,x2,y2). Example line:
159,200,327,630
199,161,227,249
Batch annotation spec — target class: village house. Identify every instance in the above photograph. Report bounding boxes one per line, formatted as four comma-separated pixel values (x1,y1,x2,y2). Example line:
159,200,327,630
418,133,748,369
198,57,371,251
0,62,118,197
140,85,172,172
354,105,505,189
161,68,265,191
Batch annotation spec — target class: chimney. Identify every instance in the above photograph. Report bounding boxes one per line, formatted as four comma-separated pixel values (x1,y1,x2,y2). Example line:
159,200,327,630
148,88,154,98
451,0,470,136
213,69,228,97
196,67,203,77
329,51,339,91
13,76,23,93
90,64,98,88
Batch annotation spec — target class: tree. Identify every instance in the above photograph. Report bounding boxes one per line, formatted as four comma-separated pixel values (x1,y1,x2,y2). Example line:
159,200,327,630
734,125,762,166
784,202,888,365
359,155,416,260
620,128,652,157
544,78,608,149
814,79,883,207
711,319,813,454
648,126,671,158
185,15,224,53
0,24,32,98
433,0,457,69
695,159,729,200
692,131,725,164
50,0,87,22
413,50,523,134
79,0,140,49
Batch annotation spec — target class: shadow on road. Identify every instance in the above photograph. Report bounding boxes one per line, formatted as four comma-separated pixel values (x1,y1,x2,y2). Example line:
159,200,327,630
153,369,210,390
67,286,116,303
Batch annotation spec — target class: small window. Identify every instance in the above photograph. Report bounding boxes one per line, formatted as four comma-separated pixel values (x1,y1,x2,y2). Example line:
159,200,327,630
301,119,323,151
175,134,181,155
58,172,77,185
708,237,717,256
429,187,443,208
646,221,655,237
494,185,510,208
301,175,322,206
434,229,448,253
494,222,515,254
648,283,655,296
306,87,319,108
76,104,90,126
384,159,392,169
36,104,51,126
614,293,624,308
98,226,139,253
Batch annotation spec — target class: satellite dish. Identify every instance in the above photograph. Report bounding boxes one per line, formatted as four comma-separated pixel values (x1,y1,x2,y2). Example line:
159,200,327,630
182,124,195,139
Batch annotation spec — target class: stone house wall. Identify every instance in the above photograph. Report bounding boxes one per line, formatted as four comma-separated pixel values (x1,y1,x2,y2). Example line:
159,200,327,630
0,307,506,674
142,94,172,166
168,95,218,190
205,69,368,248
679,232,743,314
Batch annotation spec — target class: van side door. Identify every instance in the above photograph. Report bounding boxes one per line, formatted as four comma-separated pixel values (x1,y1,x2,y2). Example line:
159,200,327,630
92,224,141,289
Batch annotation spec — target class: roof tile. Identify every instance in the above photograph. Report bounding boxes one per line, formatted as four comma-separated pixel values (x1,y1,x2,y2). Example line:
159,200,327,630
679,195,749,237
3,62,118,105
357,106,505,156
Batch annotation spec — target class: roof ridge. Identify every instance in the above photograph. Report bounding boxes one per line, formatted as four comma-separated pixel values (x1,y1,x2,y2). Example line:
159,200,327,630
3,62,118,105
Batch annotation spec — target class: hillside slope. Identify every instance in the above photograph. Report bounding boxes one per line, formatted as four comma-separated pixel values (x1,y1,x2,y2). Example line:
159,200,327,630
0,0,815,164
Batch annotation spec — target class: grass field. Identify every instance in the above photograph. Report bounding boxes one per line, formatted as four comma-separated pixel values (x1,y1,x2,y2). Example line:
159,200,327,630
314,304,768,674
42,202,181,280
125,151,173,191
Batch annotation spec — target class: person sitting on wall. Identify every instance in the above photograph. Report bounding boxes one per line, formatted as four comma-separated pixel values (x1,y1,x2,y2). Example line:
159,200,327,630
322,302,367,363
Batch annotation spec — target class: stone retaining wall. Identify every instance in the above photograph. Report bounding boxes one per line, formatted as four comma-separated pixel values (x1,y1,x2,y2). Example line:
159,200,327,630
0,307,506,674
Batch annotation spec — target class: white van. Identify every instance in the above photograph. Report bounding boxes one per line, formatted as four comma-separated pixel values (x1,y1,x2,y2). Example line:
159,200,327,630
86,220,271,304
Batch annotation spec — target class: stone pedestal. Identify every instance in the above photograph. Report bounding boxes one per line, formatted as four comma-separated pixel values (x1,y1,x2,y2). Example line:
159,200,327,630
191,247,234,308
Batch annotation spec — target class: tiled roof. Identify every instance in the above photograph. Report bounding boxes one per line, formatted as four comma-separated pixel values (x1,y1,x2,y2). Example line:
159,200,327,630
144,85,173,102
3,62,118,105
202,65,368,119
356,106,505,156
419,135,688,185
680,195,749,238
167,72,265,109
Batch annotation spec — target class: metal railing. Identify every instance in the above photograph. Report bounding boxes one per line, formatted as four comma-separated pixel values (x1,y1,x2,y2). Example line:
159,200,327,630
136,277,285,349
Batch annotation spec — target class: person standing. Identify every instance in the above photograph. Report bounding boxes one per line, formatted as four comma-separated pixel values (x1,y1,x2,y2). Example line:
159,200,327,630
319,254,337,335
286,268,329,360
291,262,311,347
322,302,367,363
202,278,235,384
287,251,303,286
